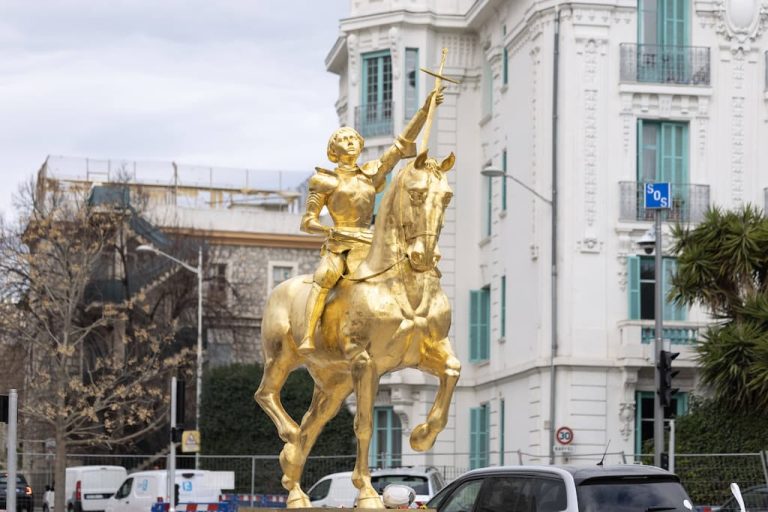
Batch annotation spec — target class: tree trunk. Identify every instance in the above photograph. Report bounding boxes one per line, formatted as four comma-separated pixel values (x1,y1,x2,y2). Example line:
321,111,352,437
53,427,67,512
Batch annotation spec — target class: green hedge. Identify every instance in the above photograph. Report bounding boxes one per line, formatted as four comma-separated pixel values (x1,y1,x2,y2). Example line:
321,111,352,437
199,363,355,492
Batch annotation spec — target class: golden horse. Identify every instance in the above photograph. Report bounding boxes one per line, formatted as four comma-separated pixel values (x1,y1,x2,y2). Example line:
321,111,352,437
255,151,460,508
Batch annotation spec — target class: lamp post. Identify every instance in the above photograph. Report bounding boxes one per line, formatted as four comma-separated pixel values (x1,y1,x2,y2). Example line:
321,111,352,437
481,165,557,464
137,244,203,469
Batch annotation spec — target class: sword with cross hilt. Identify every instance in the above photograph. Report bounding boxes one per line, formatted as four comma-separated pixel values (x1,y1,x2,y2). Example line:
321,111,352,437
419,47,461,155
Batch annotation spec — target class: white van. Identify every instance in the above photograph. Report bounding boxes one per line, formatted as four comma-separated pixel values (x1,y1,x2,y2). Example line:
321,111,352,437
105,470,235,512
43,466,128,512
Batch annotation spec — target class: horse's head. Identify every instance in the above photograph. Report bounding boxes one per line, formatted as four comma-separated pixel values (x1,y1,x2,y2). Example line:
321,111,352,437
396,151,455,272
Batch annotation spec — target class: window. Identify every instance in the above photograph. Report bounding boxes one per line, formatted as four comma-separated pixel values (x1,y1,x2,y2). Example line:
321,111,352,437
115,478,133,500
499,398,506,465
308,478,331,502
208,263,227,303
635,390,688,454
502,47,509,85
627,256,686,321
637,0,690,83
637,120,689,220
500,275,506,338
360,50,393,137
501,149,508,211
476,475,567,512
268,262,297,290
470,404,489,469
371,406,402,468
470,287,490,362
404,48,419,119
440,479,484,512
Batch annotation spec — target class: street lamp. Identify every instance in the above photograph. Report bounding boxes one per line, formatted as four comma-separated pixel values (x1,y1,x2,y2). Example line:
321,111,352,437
481,165,558,464
137,243,203,469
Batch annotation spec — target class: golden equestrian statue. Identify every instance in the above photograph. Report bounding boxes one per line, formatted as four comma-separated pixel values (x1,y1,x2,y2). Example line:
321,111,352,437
255,48,460,509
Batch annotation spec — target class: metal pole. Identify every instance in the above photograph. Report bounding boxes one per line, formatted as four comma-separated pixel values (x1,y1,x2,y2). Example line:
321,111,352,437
168,377,177,512
195,246,203,469
654,211,664,468
7,390,17,512
547,6,561,466
669,419,675,474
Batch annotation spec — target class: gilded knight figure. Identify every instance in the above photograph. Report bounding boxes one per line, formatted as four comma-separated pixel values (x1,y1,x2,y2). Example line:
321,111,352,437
297,89,445,354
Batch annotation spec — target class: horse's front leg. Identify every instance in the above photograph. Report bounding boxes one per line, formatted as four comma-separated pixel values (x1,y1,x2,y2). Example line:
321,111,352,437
411,337,461,451
348,348,384,509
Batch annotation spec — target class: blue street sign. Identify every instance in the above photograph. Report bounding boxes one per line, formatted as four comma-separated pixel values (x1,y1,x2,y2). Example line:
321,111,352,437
644,182,671,209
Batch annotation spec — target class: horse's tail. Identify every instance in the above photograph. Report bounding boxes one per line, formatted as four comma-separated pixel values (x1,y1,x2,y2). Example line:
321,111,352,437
261,274,311,360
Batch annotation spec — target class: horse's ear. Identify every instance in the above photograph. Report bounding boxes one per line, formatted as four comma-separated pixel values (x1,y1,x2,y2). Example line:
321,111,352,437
439,152,456,172
415,150,429,169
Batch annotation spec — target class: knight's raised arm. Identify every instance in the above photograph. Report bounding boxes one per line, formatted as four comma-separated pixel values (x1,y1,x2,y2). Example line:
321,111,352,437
374,89,444,190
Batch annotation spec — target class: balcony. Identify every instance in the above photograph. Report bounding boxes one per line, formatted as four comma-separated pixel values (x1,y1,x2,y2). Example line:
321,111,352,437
618,320,705,362
620,44,711,86
355,100,393,138
619,182,710,223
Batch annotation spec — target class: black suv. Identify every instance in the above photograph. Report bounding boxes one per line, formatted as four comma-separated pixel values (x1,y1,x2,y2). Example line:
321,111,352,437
426,464,694,512
0,473,34,512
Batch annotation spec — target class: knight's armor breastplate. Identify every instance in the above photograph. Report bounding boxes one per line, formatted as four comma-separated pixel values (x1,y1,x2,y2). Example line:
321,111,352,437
326,169,376,228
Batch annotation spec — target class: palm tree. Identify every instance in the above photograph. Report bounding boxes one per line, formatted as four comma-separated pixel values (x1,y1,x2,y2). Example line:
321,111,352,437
670,204,768,410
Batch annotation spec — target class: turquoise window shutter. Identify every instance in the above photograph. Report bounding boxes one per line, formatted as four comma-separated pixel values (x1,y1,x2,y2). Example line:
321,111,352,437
480,287,490,360
486,177,493,237
663,258,686,321
470,407,479,468
499,399,505,465
470,290,480,361
628,256,641,320
501,149,508,211
500,275,506,338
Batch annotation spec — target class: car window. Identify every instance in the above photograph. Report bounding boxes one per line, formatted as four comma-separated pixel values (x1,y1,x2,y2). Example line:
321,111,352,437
371,475,429,495
440,479,484,512
475,475,566,512
577,479,692,512
0,476,27,485
308,479,332,502
114,478,133,500
432,473,446,493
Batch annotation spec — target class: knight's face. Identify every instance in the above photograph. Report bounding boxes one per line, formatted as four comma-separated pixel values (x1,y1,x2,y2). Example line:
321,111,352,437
332,130,361,158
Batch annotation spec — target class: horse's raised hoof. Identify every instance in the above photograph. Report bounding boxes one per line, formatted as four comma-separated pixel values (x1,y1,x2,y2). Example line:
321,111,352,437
356,494,385,509
409,422,438,452
286,487,311,509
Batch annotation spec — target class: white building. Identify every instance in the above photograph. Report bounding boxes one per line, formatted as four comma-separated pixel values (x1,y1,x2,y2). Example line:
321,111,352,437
325,0,768,471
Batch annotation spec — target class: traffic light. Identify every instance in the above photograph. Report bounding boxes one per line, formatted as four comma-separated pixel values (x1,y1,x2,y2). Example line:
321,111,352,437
175,379,186,428
658,350,679,408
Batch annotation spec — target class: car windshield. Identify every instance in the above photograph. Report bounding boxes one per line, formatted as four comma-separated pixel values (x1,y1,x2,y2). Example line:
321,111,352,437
0,476,26,485
577,478,693,512
371,475,429,495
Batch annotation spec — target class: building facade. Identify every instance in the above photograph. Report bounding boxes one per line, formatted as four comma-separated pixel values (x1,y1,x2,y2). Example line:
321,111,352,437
326,0,768,470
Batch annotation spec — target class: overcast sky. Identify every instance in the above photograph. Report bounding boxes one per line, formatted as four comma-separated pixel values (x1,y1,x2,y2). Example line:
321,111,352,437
0,0,349,216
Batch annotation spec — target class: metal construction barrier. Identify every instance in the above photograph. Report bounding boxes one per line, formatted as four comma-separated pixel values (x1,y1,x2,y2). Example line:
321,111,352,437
151,501,238,512
221,494,287,509
9,451,768,509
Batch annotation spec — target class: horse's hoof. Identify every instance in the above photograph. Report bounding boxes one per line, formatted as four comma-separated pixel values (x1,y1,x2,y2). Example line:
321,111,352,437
356,495,384,509
410,422,437,452
286,488,311,508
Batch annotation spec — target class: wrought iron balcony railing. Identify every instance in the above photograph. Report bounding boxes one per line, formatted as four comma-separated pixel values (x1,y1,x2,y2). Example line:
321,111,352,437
619,182,710,223
620,43,711,86
355,100,393,138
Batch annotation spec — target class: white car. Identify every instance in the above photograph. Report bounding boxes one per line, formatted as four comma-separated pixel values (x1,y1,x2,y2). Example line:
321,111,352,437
307,466,445,508
42,466,127,512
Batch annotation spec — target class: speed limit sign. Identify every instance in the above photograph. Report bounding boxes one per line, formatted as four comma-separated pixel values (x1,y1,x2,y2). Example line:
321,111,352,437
556,426,574,445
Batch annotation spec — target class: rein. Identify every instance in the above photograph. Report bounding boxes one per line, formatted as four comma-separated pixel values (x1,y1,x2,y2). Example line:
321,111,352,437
340,166,439,283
